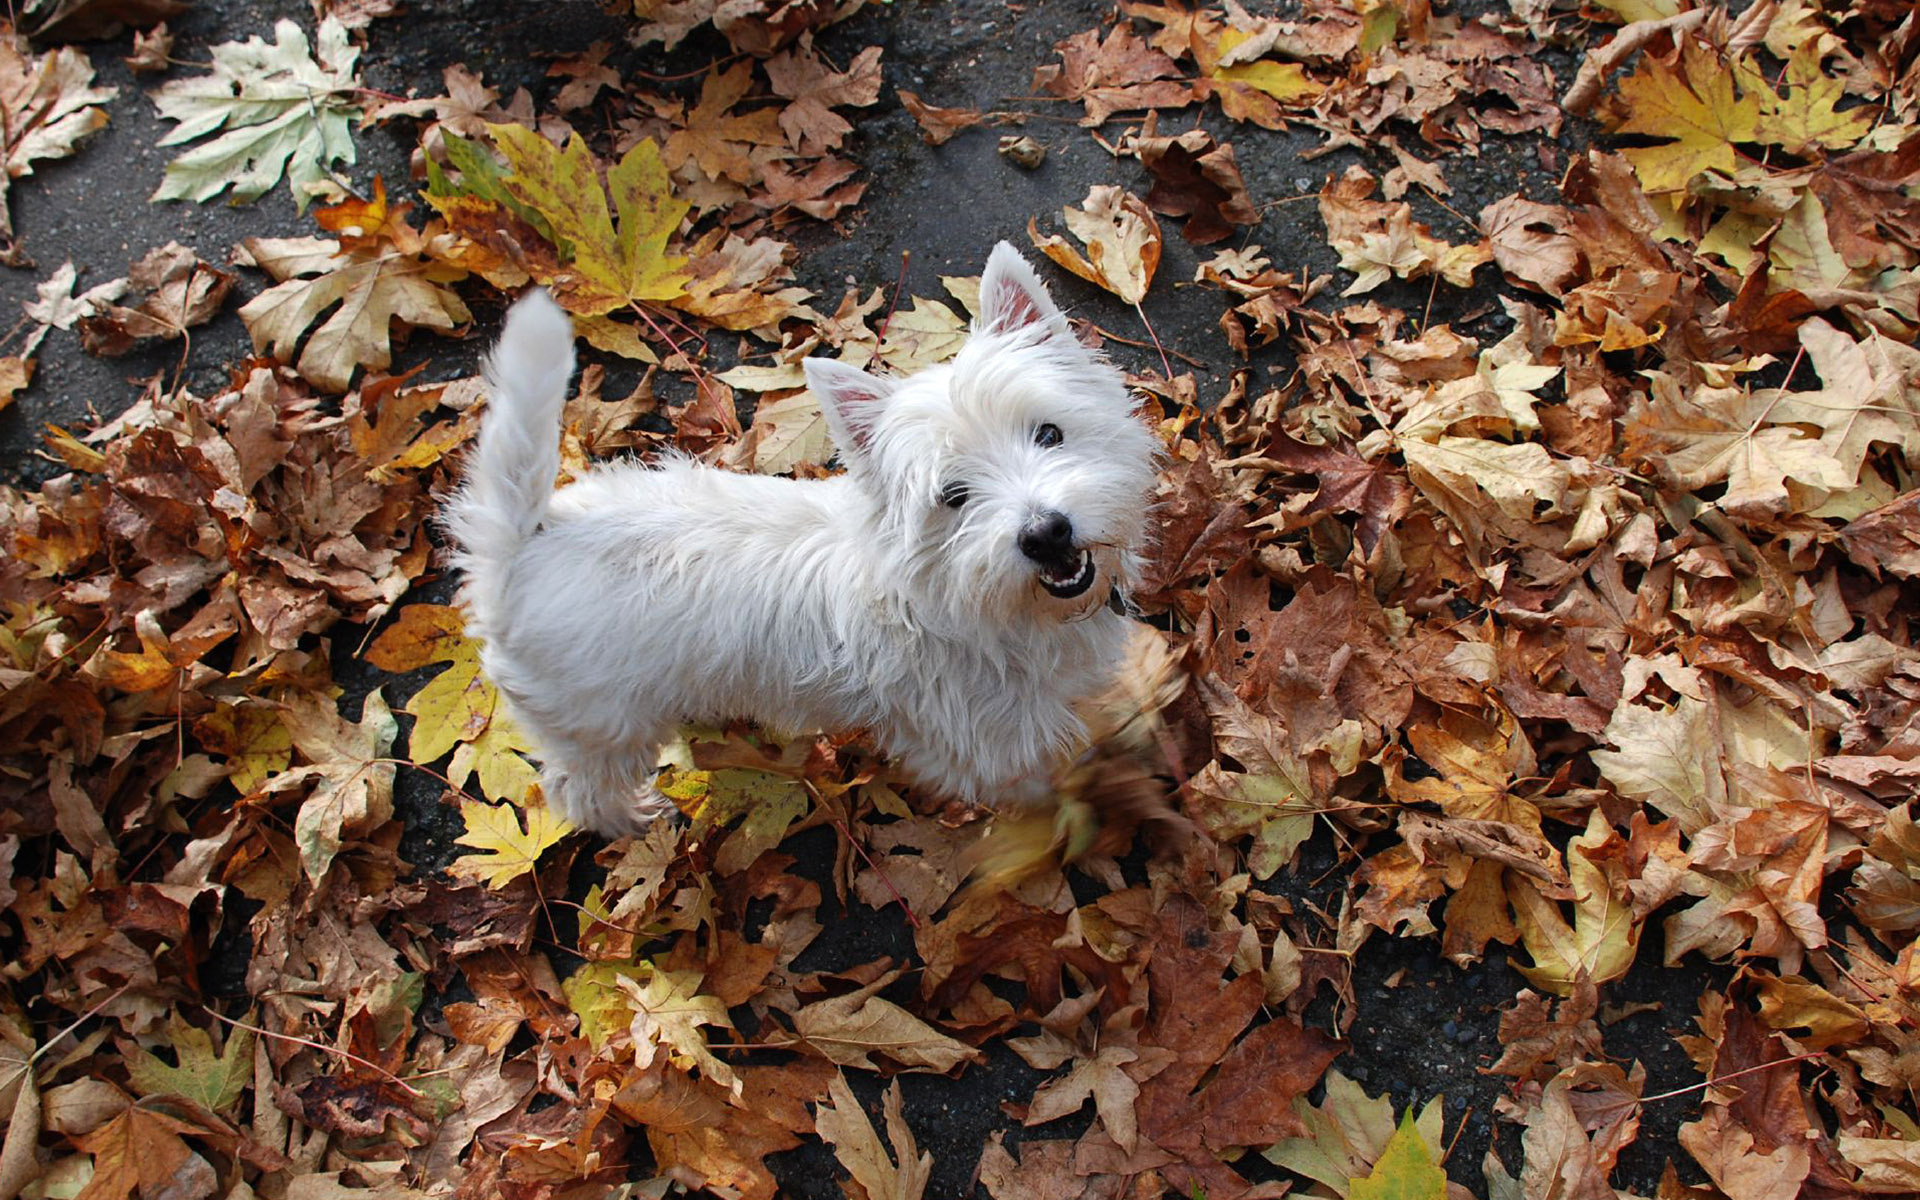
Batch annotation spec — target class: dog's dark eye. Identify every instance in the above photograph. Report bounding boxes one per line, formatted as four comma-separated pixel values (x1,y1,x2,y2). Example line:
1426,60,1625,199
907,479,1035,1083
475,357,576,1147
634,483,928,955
1034,423,1064,448
941,482,970,509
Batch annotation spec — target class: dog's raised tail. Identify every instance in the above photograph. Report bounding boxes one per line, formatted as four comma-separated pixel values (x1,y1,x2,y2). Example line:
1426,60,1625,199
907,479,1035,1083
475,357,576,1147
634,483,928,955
444,289,575,637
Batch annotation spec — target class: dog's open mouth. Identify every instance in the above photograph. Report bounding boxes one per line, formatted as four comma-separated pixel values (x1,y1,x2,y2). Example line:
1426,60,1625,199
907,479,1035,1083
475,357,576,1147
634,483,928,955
1037,549,1096,599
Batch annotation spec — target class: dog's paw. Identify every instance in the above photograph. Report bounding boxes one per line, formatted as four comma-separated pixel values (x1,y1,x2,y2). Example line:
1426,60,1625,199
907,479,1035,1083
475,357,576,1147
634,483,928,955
630,784,688,830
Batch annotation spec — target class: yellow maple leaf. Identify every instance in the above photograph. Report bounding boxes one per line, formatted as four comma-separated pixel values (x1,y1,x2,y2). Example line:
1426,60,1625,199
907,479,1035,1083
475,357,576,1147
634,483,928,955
488,123,691,316
1613,39,1761,193
447,795,572,888
364,603,536,801
1748,45,1874,155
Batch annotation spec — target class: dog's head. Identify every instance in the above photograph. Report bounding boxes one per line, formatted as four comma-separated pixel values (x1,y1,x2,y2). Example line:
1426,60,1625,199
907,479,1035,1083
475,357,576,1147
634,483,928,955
803,242,1160,625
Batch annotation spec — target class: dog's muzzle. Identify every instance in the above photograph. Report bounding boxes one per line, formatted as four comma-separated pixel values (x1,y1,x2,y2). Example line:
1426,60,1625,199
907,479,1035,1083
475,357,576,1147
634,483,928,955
1020,510,1096,600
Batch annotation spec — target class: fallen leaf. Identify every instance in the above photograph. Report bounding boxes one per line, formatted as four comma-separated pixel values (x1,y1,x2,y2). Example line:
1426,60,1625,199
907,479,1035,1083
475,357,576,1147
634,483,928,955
446,796,571,889
150,17,361,210
1028,185,1162,305
0,30,115,261
814,1074,931,1200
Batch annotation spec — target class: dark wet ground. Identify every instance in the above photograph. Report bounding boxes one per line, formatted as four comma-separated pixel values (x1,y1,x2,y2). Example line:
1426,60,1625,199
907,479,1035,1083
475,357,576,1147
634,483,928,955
2,1,1723,1195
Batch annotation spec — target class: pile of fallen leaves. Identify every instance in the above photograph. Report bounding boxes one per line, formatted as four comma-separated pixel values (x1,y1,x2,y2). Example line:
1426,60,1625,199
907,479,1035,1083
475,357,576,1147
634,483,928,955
3,1,1919,1199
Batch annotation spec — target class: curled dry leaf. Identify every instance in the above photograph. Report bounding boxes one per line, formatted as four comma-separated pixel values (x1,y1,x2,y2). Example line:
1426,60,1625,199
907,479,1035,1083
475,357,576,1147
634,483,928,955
1028,185,1163,306
1133,125,1258,246
77,242,235,357
897,89,985,146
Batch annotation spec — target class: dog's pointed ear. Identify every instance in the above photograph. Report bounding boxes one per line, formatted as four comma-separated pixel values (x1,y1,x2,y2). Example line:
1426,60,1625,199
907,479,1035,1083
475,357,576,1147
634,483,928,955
977,241,1072,340
804,358,893,458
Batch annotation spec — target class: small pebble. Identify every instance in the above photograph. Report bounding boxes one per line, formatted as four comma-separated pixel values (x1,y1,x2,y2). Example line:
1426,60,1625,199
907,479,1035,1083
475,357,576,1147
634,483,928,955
1454,1026,1477,1045
1295,175,1314,190
1442,1020,1459,1038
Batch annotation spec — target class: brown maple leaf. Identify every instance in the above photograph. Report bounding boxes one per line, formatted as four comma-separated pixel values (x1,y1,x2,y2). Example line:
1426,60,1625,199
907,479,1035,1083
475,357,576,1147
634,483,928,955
663,61,785,187
77,242,236,356
1134,126,1258,245
1035,25,1193,126
765,41,882,156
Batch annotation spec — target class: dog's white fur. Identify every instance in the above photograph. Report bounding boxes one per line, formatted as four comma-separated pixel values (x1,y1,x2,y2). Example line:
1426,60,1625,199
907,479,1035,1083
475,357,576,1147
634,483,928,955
444,242,1159,835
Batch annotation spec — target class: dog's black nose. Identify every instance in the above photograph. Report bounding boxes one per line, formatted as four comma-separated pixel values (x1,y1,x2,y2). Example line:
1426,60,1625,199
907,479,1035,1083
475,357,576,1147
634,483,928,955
1018,510,1075,562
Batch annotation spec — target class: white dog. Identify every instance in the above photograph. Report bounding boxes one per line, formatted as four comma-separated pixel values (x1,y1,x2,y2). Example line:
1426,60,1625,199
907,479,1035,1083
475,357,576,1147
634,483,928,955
444,242,1160,836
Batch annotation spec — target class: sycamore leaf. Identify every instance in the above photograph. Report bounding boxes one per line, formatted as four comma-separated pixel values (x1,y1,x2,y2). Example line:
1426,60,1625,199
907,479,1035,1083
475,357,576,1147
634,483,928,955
1748,45,1874,155
365,604,535,796
1028,185,1162,305
150,17,361,210
876,297,970,374
489,123,691,316
1350,1113,1449,1200
620,965,740,1096
236,185,471,393
126,1018,252,1113
1612,39,1761,194
1267,1071,1447,1198
764,43,884,157
730,388,831,476
1025,1043,1148,1154
815,1075,931,1200
1320,167,1489,294
1508,810,1640,996
447,796,572,889
283,689,397,883
792,972,980,1074
72,1106,199,1200
0,33,115,256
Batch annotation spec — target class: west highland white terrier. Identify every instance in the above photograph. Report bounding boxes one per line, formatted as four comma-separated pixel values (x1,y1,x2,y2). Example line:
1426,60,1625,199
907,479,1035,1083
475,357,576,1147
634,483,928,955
445,242,1160,836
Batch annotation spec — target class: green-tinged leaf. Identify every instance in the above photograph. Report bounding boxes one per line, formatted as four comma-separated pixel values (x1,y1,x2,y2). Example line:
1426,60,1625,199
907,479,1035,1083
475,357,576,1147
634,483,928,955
488,124,691,314
565,959,636,1049
126,1018,253,1113
1349,1112,1449,1200
150,17,361,210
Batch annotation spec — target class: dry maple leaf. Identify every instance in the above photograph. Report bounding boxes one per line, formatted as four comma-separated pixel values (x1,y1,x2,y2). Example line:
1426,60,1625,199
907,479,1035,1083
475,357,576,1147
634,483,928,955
236,181,471,392
77,242,235,357
1028,185,1163,306
897,89,986,145
815,1075,932,1200
1034,24,1193,126
662,61,786,187
1320,166,1490,295
764,41,883,156
1133,125,1259,245
1506,810,1642,995
0,28,115,264
271,689,398,882
621,964,742,1097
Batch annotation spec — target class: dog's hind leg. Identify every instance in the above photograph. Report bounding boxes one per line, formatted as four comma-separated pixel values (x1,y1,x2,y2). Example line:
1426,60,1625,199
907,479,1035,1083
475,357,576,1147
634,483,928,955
536,740,679,836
